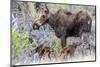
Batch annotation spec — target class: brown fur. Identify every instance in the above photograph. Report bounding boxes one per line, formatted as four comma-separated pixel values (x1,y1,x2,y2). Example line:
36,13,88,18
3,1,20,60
59,43,80,60
31,45,53,60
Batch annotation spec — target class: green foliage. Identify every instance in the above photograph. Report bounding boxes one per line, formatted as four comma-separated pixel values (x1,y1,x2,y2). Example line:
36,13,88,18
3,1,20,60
75,7,81,12
54,39,61,53
12,32,31,58
12,32,20,41
62,4,69,10
12,44,21,57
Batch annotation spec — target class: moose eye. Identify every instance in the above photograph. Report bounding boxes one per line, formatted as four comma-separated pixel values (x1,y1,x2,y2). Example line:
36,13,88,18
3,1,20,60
44,10,48,13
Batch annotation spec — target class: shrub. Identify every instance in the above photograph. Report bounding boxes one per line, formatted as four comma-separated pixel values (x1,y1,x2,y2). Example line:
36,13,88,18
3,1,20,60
12,32,31,58
54,39,61,53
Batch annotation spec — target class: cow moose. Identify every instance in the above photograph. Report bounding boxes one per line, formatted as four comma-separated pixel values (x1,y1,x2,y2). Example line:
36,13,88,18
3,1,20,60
32,3,92,48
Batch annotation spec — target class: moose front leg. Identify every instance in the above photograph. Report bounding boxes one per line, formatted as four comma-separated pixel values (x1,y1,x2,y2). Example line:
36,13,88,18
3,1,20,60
61,36,66,48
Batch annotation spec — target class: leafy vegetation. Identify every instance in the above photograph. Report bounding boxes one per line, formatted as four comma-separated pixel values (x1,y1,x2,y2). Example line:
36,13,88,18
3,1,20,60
12,32,31,58
54,39,61,53
75,7,81,12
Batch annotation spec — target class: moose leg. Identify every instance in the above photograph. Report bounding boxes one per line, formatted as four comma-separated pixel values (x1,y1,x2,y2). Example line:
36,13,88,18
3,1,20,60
79,29,83,39
61,36,66,48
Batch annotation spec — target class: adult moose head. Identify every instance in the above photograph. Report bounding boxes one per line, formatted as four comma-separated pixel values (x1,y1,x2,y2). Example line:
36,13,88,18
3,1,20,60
33,2,50,29
33,3,92,48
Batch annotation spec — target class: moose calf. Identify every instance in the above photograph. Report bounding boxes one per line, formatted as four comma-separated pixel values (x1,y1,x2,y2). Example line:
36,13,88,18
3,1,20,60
59,42,80,60
31,44,53,61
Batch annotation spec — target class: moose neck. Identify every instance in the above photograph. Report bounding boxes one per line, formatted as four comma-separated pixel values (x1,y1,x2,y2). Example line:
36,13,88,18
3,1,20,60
48,13,57,30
